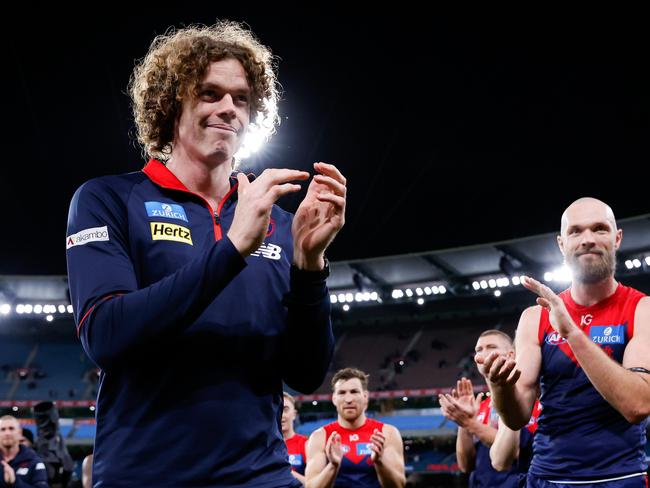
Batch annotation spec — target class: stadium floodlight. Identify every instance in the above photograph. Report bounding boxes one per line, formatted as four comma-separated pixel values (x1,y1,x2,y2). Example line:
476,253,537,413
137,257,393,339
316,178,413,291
512,276,521,285
0,304,10,315
548,265,572,283
438,286,446,294
24,305,33,314
494,290,502,297
46,315,54,322
632,259,641,268
480,280,488,289
625,260,634,270
343,304,350,312
330,295,337,304
405,289,413,297
472,281,480,291
34,305,43,314
417,298,424,305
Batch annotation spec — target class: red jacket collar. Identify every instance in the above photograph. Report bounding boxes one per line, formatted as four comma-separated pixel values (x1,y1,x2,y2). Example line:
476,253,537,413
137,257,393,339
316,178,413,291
142,159,243,193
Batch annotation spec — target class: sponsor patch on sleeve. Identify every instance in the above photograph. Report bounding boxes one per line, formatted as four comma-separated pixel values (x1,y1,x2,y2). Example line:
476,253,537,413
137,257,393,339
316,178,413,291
66,226,110,249
150,222,193,245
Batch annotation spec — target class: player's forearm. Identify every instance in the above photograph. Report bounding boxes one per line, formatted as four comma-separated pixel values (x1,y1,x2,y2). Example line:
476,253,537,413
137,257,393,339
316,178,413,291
291,470,306,484
455,428,475,473
568,329,650,423
305,463,339,488
283,267,334,393
79,237,246,371
374,459,406,488
464,419,496,447
489,426,519,471
489,384,535,430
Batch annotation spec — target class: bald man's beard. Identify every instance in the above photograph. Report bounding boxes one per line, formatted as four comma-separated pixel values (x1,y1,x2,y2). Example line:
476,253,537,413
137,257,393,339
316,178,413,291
566,248,616,284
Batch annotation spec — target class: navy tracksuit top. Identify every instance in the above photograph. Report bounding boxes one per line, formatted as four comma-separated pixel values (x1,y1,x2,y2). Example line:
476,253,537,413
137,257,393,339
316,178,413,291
66,160,334,487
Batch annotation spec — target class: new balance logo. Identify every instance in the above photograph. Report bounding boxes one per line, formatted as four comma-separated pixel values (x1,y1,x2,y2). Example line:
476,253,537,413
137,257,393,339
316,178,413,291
251,243,282,260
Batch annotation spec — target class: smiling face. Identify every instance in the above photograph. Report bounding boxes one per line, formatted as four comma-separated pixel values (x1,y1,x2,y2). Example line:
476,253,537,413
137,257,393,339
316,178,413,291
173,57,251,167
559,198,621,284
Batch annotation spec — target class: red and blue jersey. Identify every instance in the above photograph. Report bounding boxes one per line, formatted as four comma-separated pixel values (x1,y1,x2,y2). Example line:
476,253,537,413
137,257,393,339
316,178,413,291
286,434,308,475
470,397,539,488
323,418,384,488
531,284,647,482
66,160,334,487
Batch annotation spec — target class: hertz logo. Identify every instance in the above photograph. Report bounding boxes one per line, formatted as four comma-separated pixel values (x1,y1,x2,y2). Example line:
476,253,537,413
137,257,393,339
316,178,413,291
150,222,193,245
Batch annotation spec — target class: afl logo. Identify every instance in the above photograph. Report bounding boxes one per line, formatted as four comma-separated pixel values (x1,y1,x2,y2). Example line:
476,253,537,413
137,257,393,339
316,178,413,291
266,218,276,237
545,332,568,346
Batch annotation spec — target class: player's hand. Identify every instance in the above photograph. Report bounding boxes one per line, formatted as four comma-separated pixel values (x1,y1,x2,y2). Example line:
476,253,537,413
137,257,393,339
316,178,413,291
228,169,308,257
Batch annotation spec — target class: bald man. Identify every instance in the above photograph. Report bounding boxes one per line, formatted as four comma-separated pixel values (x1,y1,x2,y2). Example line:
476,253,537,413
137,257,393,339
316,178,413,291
481,198,650,487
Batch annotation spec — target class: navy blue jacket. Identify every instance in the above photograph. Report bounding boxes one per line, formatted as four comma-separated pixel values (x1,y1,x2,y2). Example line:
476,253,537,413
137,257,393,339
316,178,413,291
1,445,49,488
66,160,334,487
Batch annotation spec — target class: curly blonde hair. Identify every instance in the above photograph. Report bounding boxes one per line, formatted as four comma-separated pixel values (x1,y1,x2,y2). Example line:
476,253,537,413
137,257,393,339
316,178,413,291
129,21,280,161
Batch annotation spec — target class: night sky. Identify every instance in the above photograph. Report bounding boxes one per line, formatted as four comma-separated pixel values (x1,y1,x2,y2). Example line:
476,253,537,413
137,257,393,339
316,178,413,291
4,11,648,275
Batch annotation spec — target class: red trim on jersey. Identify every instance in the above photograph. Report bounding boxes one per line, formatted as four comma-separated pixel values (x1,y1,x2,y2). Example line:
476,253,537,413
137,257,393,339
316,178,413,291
285,434,308,471
538,284,646,366
537,313,545,346
526,399,542,434
142,159,239,241
77,294,124,336
476,397,492,425
323,417,385,465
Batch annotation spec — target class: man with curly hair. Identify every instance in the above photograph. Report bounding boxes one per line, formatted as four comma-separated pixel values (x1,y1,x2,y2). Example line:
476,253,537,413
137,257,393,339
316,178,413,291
66,21,346,487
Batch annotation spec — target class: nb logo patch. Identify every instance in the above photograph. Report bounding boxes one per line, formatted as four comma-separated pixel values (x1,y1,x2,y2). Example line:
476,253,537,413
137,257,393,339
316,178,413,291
251,243,282,260
150,222,193,245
